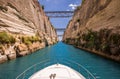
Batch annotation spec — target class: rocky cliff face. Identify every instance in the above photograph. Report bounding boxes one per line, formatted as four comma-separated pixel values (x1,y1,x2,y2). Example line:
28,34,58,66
0,0,58,63
63,0,120,62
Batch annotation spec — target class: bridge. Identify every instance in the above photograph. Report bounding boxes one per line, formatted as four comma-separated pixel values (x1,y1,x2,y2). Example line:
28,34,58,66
45,11,74,18
45,11,73,39
57,35,64,37
55,28,66,37
55,28,66,31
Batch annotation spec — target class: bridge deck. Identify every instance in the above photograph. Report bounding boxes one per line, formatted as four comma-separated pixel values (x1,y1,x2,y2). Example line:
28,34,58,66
45,11,74,18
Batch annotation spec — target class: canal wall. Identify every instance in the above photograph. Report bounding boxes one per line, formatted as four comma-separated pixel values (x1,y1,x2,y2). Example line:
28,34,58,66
63,0,120,62
0,0,58,63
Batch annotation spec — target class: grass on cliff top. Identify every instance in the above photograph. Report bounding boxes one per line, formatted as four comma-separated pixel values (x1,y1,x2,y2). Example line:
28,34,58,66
0,32,15,44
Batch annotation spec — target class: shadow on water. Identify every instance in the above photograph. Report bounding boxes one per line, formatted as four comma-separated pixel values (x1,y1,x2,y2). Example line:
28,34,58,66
0,42,120,79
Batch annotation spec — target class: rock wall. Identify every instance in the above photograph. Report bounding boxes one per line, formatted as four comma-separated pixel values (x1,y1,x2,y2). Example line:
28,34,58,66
63,0,120,62
0,0,58,63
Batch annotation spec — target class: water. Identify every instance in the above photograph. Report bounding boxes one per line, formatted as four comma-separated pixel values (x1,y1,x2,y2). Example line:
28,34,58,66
0,42,120,79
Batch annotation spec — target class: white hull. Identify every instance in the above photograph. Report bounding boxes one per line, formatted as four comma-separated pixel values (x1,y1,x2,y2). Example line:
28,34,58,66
29,64,85,79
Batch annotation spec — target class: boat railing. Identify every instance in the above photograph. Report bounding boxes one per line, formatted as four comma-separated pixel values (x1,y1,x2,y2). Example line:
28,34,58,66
58,58,96,79
16,58,96,79
16,59,55,79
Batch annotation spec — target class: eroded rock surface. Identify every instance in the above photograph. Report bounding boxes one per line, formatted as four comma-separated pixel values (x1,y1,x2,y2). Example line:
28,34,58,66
63,0,120,62
0,0,58,63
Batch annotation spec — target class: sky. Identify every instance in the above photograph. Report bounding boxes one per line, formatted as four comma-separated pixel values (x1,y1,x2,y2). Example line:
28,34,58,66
38,0,82,40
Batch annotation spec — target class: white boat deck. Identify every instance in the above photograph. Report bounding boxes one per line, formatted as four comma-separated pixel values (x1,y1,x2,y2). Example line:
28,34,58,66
29,64,85,79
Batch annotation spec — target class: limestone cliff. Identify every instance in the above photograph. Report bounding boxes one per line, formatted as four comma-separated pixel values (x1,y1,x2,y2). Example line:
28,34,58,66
63,0,120,62
0,0,58,63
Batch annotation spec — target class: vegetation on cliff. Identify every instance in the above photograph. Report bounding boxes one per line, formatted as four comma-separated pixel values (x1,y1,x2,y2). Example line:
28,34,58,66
0,31,46,63
64,28,120,58
0,0,58,63
21,35,41,45
0,32,15,44
63,0,120,62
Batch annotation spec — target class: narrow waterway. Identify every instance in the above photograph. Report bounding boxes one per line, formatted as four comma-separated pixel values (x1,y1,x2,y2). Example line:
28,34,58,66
0,42,120,79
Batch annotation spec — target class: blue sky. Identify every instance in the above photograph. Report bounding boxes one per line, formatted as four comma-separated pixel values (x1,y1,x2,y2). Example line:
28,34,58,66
38,0,81,11
38,0,82,40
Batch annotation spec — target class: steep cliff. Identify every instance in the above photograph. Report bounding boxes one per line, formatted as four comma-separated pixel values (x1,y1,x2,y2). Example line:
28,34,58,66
0,0,58,63
63,0,120,62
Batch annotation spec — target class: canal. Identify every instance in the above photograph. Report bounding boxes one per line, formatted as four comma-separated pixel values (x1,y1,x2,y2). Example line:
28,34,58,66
0,42,120,79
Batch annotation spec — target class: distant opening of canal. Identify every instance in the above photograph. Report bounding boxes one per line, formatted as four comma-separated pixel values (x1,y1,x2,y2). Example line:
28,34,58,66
0,42,120,79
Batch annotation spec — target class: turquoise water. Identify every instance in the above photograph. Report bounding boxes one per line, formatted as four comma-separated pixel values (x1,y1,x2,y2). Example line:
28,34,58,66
0,42,120,79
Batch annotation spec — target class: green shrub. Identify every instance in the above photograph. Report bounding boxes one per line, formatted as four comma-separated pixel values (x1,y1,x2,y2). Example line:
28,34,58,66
22,35,41,45
82,0,85,4
65,38,71,43
22,37,31,45
110,33,120,45
42,5,44,10
81,28,120,55
25,40,32,45
9,35,16,44
31,36,41,42
0,32,15,44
